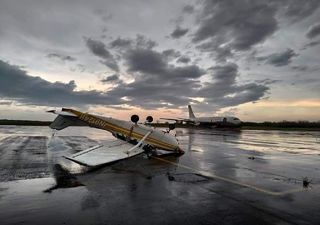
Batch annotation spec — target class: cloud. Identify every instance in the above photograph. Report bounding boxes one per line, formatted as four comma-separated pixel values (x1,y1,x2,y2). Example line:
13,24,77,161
109,37,132,49
162,49,181,60
279,0,320,22
177,55,191,64
291,65,319,73
0,29,270,112
109,35,157,51
191,0,320,61
210,63,239,85
105,41,205,108
198,63,269,107
197,44,232,62
106,40,269,109
125,48,168,75
46,53,76,62
170,26,189,38
255,79,282,85
85,38,119,72
182,5,194,14
257,49,298,67
124,48,204,79
0,60,123,107
192,0,278,51
291,65,309,72
134,35,158,49
306,23,320,39
100,74,120,83
303,40,320,49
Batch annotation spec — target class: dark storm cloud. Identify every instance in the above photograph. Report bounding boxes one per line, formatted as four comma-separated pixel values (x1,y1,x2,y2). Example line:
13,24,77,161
177,55,191,64
162,49,181,60
291,65,319,73
220,83,269,107
303,40,320,49
125,48,204,79
306,23,320,39
255,79,281,85
291,65,309,72
170,26,189,39
198,63,269,107
214,47,233,63
100,74,119,83
107,77,201,109
88,35,211,108
135,35,157,49
46,53,76,62
0,39,269,111
85,38,119,72
109,37,132,49
191,0,320,61
279,0,320,22
197,43,232,62
182,5,194,14
257,49,298,67
104,42,204,108
125,48,168,74
211,63,238,85
192,0,278,51
0,60,123,107
106,40,269,109
109,35,157,51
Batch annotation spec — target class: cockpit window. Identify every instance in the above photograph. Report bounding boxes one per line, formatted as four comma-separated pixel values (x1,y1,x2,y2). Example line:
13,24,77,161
234,118,240,120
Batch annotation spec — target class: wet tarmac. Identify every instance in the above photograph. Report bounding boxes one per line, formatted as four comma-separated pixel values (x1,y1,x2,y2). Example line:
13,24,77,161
0,126,320,225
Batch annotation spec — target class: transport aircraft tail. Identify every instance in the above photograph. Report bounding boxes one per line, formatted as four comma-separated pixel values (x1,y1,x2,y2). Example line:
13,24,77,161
188,105,196,119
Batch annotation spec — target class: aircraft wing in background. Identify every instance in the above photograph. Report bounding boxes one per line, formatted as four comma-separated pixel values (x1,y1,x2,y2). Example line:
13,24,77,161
160,118,199,125
160,117,190,122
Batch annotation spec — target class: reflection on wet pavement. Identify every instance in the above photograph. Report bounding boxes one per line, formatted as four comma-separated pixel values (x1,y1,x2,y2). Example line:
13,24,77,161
0,126,320,225
43,164,84,193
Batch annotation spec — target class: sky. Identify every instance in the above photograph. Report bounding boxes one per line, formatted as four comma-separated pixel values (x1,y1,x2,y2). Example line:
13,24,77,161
0,0,319,122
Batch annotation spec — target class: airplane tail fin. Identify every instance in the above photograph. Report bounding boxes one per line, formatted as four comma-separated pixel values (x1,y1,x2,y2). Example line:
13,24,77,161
48,109,87,130
188,105,196,119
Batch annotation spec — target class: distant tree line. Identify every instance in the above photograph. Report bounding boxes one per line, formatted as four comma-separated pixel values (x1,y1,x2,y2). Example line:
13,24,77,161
0,119,51,126
242,121,320,128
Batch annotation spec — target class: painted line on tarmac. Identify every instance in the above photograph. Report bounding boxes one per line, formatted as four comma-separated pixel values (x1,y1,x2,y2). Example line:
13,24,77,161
152,156,307,196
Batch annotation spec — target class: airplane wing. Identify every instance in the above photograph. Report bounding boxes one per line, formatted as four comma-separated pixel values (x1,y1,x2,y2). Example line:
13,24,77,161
160,117,190,122
64,131,152,167
160,117,181,121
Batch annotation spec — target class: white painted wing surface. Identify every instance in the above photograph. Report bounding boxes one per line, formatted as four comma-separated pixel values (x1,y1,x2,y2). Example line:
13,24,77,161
64,139,144,167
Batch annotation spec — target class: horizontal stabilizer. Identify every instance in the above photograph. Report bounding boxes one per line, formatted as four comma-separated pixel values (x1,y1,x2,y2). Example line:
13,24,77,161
50,114,87,130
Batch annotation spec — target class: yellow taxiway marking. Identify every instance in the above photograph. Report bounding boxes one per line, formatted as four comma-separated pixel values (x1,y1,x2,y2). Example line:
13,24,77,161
152,156,307,196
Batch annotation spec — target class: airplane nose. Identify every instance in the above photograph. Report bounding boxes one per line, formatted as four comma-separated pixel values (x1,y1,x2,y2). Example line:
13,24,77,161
176,146,185,154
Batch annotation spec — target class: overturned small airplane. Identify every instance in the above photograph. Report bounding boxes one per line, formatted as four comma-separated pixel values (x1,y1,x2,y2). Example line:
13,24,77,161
161,105,241,128
48,108,184,167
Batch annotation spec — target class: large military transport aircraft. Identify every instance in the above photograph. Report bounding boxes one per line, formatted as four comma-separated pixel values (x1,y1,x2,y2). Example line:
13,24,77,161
161,105,241,128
